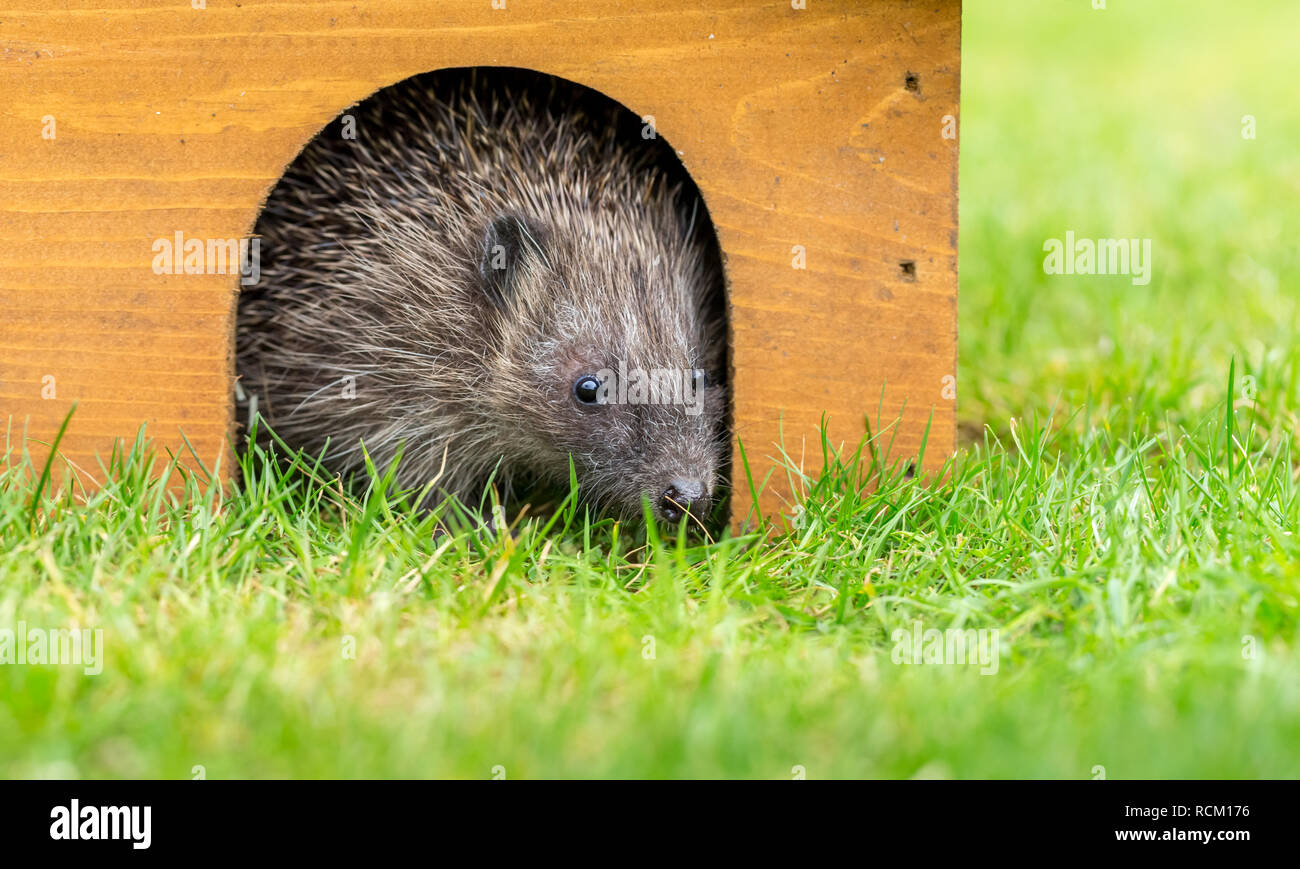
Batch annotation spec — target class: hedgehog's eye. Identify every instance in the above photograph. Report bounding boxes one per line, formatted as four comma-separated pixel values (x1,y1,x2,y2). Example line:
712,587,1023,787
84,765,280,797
573,374,602,405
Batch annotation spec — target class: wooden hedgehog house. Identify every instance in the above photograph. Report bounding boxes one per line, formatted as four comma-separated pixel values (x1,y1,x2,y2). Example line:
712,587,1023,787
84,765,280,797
1,0,960,527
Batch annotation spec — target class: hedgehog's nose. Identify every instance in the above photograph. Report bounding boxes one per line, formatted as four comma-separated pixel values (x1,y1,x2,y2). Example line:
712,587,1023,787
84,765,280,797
658,478,707,524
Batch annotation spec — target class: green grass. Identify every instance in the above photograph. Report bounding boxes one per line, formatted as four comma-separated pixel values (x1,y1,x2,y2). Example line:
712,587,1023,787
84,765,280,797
2,0,1298,778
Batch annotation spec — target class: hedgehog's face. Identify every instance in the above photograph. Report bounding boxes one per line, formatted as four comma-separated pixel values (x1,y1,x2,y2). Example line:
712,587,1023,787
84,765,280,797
550,358,728,525
481,213,728,526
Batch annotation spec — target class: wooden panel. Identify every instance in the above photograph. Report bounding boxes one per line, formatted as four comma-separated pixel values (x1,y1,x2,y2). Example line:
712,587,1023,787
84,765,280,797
0,0,959,525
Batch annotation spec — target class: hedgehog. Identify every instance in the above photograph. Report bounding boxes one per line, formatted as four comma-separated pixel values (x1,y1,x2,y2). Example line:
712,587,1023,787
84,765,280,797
236,68,729,526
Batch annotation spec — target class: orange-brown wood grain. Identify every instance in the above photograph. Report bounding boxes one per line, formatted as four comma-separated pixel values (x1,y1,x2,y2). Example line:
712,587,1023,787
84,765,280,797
0,0,959,526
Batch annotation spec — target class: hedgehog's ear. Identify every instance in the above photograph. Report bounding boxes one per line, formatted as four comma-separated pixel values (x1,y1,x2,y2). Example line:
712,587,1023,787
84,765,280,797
479,214,543,307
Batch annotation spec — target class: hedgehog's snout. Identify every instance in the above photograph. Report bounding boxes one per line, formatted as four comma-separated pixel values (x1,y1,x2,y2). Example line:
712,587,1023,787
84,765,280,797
656,477,708,524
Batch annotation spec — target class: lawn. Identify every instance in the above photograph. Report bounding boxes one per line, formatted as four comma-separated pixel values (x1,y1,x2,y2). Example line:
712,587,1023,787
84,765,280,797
2,0,1298,778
